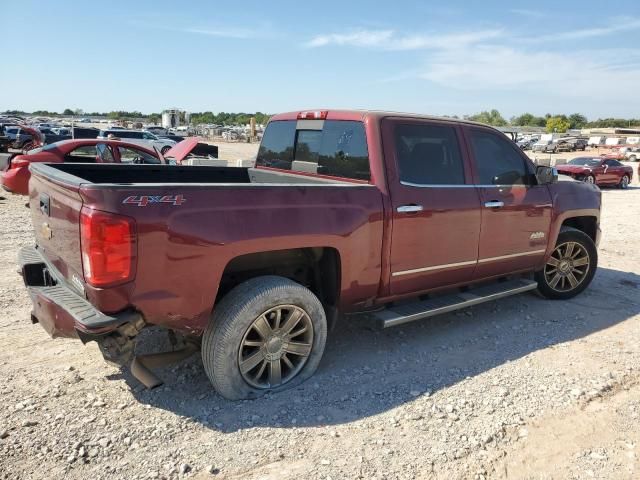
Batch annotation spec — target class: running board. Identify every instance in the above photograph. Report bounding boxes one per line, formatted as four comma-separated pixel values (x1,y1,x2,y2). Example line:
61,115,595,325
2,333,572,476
374,278,538,328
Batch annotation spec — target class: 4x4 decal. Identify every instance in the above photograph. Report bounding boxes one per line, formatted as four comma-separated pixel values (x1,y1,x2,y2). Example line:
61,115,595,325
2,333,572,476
122,195,186,207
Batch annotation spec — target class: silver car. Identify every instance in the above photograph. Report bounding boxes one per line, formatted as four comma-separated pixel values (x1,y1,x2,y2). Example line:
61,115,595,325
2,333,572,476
97,129,176,153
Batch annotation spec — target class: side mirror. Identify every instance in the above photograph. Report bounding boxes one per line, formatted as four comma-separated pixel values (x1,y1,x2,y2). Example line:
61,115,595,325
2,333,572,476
536,165,558,185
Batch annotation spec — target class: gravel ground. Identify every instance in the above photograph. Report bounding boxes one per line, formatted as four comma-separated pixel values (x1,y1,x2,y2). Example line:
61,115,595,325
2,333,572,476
0,160,639,479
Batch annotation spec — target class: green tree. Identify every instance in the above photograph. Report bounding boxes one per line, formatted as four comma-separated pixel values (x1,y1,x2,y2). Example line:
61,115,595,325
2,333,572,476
63,108,74,116
568,113,587,129
512,113,534,126
467,109,507,126
546,116,571,133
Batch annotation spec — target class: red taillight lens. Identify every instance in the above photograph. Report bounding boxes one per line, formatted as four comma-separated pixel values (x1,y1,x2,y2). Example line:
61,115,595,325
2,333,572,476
10,158,29,169
297,110,328,120
80,208,136,287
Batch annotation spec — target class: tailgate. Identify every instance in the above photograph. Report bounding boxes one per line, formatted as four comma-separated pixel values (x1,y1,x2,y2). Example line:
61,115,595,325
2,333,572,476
28,167,85,288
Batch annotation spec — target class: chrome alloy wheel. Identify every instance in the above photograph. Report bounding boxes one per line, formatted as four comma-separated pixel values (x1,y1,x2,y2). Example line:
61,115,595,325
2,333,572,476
544,242,590,292
238,305,314,389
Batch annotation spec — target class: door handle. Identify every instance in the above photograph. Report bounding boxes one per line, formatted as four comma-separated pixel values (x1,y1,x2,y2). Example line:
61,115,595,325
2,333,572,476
484,201,504,208
397,204,423,213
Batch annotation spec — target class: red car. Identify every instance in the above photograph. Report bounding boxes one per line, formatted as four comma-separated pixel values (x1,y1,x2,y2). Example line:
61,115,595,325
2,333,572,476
1,138,198,195
555,157,633,189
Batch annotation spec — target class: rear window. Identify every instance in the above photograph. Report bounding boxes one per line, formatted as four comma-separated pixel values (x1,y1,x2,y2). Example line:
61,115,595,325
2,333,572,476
256,120,370,181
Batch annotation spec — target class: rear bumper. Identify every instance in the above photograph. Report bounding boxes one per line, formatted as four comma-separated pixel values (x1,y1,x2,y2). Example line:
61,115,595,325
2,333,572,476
18,246,142,339
1,166,28,195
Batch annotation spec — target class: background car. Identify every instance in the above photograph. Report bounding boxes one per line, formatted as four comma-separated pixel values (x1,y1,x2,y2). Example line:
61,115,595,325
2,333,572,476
2,139,161,195
97,129,176,154
555,157,633,188
1,138,200,195
604,146,640,162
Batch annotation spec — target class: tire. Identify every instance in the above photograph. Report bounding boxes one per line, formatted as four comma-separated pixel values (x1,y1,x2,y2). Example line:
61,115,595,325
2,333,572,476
583,175,596,185
160,145,172,155
202,276,327,400
535,227,597,300
629,155,636,162
619,175,630,189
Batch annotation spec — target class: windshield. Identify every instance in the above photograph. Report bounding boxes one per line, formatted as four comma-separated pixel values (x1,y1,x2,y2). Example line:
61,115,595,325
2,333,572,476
568,158,601,166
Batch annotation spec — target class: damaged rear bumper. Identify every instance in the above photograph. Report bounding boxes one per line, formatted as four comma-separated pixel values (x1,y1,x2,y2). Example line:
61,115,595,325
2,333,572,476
18,246,142,339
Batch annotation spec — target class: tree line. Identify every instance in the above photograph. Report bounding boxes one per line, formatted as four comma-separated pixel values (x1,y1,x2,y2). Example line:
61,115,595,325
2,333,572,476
460,110,639,133
3,108,638,132
2,109,270,126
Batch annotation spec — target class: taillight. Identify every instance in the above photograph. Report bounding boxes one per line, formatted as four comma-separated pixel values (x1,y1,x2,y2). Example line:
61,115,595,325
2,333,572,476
80,207,136,287
297,110,328,120
10,158,29,169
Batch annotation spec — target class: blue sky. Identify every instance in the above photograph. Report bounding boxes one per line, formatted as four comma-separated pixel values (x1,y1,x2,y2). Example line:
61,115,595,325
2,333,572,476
1,0,639,119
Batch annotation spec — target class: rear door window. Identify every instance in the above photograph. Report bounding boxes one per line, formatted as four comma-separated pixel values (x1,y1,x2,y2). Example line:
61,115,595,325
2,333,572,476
394,123,465,185
256,120,370,181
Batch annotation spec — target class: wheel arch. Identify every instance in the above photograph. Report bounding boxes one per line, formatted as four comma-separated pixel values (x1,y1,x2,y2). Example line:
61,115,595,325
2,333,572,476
560,216,598,243
214,247,342,329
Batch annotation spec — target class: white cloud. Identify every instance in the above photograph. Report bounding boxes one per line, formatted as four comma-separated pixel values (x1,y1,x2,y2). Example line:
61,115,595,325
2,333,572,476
545,17,640,40
304,28,503,50
420,45,640,102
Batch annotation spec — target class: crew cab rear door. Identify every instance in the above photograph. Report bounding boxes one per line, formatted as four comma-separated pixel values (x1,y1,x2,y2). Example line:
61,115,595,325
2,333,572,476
463,126,553,279
382,118,481,296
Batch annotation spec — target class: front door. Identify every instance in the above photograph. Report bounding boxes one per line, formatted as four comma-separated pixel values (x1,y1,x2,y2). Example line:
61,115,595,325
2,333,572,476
383,119,482,296
465,127,553,279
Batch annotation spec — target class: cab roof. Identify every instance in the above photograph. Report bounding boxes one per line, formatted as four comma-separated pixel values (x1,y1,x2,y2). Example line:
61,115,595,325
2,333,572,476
269,109,493,129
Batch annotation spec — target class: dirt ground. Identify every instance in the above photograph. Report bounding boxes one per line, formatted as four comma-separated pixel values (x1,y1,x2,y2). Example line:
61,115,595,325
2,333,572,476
0,151,639,480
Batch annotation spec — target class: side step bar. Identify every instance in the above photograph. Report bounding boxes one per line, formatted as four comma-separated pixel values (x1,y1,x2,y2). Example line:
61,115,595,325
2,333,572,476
374,278,538,328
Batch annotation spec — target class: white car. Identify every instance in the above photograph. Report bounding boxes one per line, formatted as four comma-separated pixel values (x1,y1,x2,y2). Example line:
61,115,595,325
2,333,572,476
97,129,176,153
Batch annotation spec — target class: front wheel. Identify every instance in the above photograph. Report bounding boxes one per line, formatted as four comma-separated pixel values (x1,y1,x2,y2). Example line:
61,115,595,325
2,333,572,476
535,228,597,299
583,175,596,185
202,276,327,400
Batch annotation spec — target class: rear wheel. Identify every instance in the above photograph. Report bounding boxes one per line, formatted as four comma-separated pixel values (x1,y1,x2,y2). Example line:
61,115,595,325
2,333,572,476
629,155,636,162
202,276,327,400
583,175,596,185
619,175,630,189
535,228,597,300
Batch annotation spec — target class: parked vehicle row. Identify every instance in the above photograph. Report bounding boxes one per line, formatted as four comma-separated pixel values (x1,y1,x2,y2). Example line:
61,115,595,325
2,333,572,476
532,137,588,153
17,109,602,400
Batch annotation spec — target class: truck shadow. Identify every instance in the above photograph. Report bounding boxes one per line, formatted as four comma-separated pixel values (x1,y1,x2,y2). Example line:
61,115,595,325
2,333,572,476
116,266,640,432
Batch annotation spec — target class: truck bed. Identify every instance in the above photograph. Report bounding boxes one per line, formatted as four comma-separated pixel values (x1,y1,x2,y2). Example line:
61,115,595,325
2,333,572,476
27,162,384,334
34,163,354,186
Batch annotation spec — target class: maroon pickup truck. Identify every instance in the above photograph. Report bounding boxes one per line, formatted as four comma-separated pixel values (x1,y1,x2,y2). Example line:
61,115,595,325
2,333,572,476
19,110,601,400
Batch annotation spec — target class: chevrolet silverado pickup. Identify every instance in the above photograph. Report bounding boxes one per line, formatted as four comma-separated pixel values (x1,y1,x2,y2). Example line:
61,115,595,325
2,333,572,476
19,110,602,400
